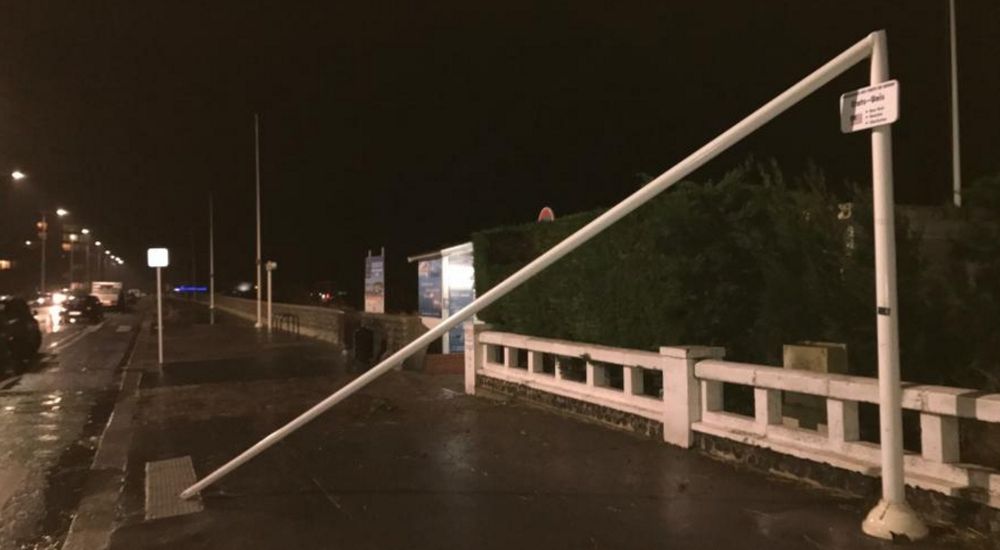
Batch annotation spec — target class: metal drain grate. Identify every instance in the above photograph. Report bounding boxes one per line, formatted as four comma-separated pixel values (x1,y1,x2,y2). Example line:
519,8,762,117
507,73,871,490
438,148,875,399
145,456,204,520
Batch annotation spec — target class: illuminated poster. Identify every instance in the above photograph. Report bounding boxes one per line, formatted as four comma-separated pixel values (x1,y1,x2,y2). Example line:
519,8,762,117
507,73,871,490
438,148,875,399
364,251,385,313
445,249,475,353
417,259,443,317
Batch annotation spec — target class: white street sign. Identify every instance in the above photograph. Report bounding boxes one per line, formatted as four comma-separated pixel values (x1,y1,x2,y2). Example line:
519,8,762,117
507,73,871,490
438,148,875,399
147,248,170,268
840,80,899,133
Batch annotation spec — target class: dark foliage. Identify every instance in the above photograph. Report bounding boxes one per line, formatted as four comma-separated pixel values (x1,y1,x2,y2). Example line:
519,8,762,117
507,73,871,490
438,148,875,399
473,160,948,381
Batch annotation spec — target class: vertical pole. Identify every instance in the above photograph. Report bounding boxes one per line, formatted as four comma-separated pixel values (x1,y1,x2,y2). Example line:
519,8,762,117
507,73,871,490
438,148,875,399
862,30,927,541
156,266,164,365
254,113,263,328
40,213,47,293
85,239,90,289
190,228,196,301
267,266,272,332
949,0,962,208
69,244,75,288
210,194,215,325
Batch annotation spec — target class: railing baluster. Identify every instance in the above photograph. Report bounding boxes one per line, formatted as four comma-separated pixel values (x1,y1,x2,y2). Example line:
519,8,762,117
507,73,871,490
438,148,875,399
826,398,860,447
920,413,960,464
754,388,782,434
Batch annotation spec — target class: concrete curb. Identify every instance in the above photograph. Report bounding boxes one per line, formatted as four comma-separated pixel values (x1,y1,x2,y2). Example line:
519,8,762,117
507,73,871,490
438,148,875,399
61,318,147,550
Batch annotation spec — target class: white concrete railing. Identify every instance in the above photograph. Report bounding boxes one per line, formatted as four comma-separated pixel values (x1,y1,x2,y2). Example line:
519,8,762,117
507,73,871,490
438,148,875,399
466,325,1000,509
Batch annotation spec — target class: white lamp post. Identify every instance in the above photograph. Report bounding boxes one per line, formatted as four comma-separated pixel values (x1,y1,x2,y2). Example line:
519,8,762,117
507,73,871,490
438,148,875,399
265,261,277,332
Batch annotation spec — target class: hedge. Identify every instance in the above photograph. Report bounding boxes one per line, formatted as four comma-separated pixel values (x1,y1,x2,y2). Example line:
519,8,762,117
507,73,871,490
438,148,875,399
473,161,941,380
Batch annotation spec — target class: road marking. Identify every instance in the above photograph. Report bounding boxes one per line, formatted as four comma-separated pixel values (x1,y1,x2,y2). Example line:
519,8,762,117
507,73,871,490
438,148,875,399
47,321,106,352
145,456,203,520
0,464,28,511
0,375,21,390
116,324,132,333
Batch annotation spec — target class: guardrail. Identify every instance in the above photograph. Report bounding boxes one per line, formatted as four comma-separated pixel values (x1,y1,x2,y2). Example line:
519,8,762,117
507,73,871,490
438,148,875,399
467,326,1000,509
273,313,301,337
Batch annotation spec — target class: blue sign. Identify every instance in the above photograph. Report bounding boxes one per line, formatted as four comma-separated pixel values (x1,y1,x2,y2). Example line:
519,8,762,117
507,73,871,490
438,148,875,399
174,285,207,293
364,253,385,313
417,259,442,317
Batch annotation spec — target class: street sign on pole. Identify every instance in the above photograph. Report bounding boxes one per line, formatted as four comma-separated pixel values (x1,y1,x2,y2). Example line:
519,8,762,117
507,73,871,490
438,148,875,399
147,248,170,365
840,80,899,133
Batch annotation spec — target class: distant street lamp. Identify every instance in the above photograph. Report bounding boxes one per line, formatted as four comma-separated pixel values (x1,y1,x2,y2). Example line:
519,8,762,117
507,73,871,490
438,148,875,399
11,170,26,181
68,232,80,288
81,229,92,287
25,240,32,247
37,207,70,293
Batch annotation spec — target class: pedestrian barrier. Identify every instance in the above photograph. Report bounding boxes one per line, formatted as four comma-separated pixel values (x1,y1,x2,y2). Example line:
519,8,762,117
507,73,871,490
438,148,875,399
467,327,1000,510
273,313,300,337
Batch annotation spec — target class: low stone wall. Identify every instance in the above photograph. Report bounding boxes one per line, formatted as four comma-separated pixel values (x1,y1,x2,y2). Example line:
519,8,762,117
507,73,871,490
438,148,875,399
194,295,428,369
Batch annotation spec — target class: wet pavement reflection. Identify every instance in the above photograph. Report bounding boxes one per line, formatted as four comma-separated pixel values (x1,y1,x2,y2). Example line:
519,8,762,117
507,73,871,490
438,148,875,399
0,308,138,549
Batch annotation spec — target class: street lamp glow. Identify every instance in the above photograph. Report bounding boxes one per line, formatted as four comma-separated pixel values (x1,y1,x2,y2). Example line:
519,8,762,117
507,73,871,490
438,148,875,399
95,241,102,247
56,208,69,217
25,240,32,246
11,170,26,181
81,228,90,235
105,250,111,256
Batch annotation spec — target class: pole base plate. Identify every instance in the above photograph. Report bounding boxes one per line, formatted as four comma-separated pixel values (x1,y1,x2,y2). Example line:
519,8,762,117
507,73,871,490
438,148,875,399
862,499,929,541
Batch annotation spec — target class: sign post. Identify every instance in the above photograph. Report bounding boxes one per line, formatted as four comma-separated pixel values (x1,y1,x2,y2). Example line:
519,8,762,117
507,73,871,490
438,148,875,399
265,261,277,332
147,248,170,365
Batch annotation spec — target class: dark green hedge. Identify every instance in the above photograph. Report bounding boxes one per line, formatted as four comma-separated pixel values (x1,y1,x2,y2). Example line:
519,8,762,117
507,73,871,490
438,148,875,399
473,161,942,379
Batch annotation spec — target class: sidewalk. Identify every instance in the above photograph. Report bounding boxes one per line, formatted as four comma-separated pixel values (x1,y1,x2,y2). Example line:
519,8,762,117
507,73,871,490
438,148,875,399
101,303,981,549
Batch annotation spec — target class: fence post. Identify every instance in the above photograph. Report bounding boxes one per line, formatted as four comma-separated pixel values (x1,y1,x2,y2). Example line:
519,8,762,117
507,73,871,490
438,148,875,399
661,346,725,448
464,322,490,395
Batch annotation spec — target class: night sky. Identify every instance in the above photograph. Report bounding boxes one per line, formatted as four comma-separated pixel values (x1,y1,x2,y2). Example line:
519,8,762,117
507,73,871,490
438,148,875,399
1,1,998,310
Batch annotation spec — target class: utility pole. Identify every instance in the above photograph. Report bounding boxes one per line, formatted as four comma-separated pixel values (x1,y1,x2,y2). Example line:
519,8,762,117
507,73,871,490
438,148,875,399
190,227,197,300
69,240,75,288
84,236,91,289
254,113,263,328
209,194,215,325
38,213,47,293
949,0,962,207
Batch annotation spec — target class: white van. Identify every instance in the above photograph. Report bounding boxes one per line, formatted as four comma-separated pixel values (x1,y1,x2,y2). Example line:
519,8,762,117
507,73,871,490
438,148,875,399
91,281,124,308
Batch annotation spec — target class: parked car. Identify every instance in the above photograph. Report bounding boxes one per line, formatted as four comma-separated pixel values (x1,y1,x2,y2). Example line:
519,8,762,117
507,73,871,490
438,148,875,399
0,296,42,373
61,294,105,324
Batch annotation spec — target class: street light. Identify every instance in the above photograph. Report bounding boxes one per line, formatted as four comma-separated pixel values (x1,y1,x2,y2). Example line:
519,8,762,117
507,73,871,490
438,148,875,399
11,170,26,181
80,229,93,286
25,240,32,247
36,208,70,293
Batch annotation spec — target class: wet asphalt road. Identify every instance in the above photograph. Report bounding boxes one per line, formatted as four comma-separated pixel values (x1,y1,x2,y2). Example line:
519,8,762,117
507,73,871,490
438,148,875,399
0,306,139,549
